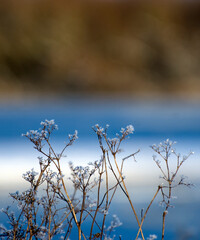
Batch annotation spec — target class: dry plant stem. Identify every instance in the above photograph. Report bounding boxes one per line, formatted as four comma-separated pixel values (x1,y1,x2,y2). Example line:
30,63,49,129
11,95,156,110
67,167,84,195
79,189,86,239
161,148,172,240
46,182,53,240
113,154,145,240
44,155,81,238
24,224,29,240
41,138,82,240
106,152,128,198
162,211,167,240
99,151,126,239
100,156,109,240
106,150,144,240
151,140,193,240
98,182,122,212
104,134,144,237
95,132,118,239
63,218,73,240
50,210,72,237
13,205,26,239
24,161,52,240
105,157,125,210
162,183,172,240
56,160,82,240
135,186,161,240
45,142,79,226
89,157,105,239
45,141,79,223
82,209,102,231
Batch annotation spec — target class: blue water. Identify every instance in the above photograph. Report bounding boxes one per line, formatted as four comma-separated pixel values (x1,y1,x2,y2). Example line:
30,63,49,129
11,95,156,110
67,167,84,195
0,97,200,139
0,97,200,239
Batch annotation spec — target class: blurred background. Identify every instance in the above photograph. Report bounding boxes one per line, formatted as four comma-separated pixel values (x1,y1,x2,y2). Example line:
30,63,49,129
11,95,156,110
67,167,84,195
0,0,200,99
0,0,200,239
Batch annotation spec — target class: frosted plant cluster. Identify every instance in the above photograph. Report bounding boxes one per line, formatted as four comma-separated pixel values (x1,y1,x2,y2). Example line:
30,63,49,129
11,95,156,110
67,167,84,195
0,120,192,240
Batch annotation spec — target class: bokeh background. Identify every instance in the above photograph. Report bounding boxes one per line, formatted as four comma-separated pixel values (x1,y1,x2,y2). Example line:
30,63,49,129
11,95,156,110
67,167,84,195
0,0,200,239
0,0,200,98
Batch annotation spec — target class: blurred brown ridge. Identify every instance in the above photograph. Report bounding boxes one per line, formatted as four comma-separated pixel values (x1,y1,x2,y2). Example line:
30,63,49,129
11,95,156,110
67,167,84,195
0,0,200,98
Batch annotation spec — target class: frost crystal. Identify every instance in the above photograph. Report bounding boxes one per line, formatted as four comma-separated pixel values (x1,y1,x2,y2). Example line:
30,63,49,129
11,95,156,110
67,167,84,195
126,125,134,134
147,234,157,240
